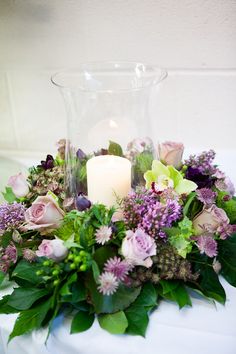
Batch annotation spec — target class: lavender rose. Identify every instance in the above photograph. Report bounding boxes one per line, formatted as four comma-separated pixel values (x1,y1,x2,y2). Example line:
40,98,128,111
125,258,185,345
193,205,229,235
8,173,29,198
121,228,156,268
158,141,184,168
36,238,68,262
25,194,64,232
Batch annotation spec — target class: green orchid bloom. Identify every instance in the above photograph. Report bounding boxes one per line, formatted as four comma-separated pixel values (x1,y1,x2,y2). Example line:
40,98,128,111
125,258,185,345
144,160,197,195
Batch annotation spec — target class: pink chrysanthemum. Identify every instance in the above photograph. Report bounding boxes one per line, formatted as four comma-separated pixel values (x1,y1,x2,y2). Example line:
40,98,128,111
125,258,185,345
95,226,112,245
98,272,119,296
104,256,131,281
196,235,218,258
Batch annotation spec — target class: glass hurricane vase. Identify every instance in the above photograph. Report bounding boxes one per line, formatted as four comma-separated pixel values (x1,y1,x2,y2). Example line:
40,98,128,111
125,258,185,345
52,62,167,208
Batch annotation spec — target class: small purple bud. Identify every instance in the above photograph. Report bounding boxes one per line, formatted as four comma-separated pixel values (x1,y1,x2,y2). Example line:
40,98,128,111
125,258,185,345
76,195,91,211
223,195,230,202
76,148,86,160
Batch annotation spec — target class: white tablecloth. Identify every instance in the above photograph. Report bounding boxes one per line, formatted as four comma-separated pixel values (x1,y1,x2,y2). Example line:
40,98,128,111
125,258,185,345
0,277,236,354
1,150,236,354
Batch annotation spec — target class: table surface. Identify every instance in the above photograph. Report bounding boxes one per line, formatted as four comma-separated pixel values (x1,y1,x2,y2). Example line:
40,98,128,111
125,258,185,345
1,150,236,354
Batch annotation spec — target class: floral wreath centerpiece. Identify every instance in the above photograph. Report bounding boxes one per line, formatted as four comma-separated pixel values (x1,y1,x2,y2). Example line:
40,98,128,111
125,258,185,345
0,63,236,340
0,140,236,340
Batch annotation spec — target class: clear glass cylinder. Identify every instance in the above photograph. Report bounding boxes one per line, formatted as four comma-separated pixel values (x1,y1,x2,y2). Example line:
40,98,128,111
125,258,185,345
52,62,167,207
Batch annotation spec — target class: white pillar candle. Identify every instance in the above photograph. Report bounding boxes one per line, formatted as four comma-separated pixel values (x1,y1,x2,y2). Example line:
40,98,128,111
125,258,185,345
86,155,132,206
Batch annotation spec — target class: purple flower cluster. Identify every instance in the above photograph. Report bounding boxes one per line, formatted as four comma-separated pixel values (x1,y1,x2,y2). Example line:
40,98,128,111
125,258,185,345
0,202,25,232
123,189,182,239
185,150,216,175
196,188,217,206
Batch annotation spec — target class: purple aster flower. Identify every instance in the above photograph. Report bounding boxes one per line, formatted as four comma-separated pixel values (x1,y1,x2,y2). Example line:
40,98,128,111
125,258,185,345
38,154,54,170
196,235,218,258
196,188,217,206
104,256,131,281
95,226,112,245
0,202,25,232
185,167,215,189
98,272,119,296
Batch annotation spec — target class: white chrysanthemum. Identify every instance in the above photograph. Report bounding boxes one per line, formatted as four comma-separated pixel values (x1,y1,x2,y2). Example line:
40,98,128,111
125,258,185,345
95,226,112,245
98,272,119,296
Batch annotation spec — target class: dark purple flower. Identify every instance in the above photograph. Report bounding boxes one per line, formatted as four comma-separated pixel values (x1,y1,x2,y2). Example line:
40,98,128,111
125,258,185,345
38,155,54,170
185,167,215,189
76,148,87,160
76,195,91,211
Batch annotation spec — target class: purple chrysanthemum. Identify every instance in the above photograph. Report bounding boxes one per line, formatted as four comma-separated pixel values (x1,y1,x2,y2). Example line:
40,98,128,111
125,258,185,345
123,189,182,239
98,272,119,296
196,188,217,206
104,257,131,281
95,226,112,245
0,202,25,232
196,235,218,258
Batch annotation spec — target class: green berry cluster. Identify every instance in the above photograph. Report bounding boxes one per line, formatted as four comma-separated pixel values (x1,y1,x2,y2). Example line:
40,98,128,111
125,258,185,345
65,249,91,272
36,259,63,287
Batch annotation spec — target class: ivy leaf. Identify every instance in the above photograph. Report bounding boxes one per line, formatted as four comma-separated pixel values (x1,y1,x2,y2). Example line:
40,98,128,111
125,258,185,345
170,284,192,309
71,311,95,334
12,260,43,285
98,311,128,334
159,280,179,295
198,265,226,304
218,233,236,287
2,187,17,203
0,295,20,314
9,297,52,341
108,141,123,157
7,287,50,310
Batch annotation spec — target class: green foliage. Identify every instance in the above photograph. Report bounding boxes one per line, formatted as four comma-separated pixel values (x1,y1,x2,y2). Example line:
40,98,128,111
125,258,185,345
218,233,236,287
183,192,197,216
12,260,44,286
216,192,236,224
2,186,17,203
9,297,53,341
167,217,194,258
98,311,128,334
71,311,95,334
125,283,157,337
0,295,20,314
158,280,192,309
7,287,50,310
108,141,123,157
0,271,5,286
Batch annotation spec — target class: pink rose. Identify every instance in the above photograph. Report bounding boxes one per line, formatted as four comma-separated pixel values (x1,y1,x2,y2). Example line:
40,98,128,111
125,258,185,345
121,228,156,268
8,173,29,198
25,194,64,232
193,205,229,235
36,238,68,262
158,141,184,168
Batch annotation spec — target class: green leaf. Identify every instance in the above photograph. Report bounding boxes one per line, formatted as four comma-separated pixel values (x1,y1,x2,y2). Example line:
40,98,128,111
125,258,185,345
71,311,95,334
2,187,17,203
218,233,236,287
91,260,100,283
93,246,116,269
9,297,52,341
125,306,148,337
160,280,179,294
12,260,43,285
0,295,20,314
98,311,128,334
170,284,192,309
108,141,123,157
60,273,77,296
7,287,50,310
198,265,226,304
124,283,157,337
0,271,5,286
183,192,197,217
